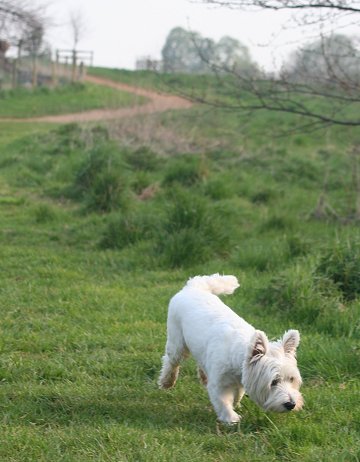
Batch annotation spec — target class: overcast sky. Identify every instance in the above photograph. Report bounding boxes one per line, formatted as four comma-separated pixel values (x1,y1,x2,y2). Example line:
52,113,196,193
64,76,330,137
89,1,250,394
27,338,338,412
43,0,346,71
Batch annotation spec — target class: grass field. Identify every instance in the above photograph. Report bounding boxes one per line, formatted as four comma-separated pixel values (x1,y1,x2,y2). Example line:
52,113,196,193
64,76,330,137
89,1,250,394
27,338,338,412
0,72,359,461
0,82,146,118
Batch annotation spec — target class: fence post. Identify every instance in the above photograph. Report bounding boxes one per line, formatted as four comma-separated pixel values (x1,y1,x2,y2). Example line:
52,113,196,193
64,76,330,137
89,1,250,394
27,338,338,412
11,40,22,88
79,61,85,80
32,54,38,88
11,60,17,88
71,49,77,82
52,50,58,87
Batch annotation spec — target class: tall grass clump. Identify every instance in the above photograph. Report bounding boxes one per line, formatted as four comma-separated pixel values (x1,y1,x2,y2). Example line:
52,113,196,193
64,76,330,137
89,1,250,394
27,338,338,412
99,212,156,249
316,239,360,300
46,123,86,155
162,154,208,187
156,188,231,267
33,204,57,224
257,264,358,337
125,146,161,171
261,214,295,233
203,175,236,200
250,187,278,204
72,141,130,212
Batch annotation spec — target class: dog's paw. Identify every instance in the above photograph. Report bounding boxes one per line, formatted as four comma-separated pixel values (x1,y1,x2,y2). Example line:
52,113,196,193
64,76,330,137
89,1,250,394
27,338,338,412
216,418,241,434
218,411,241,424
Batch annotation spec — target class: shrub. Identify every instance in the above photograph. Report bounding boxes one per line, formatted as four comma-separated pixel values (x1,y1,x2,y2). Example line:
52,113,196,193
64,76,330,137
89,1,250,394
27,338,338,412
72,142,129,212
286,235,310,259
261,214,295,232
125,146,160,171
131,172,153,195
316,240,360,300
34,204,57,223
156,189,231,267
85,170,130,213
99,212,156,249
162,190,206,233
203,177,235,200
258,269,323,324
233,240,287,272
158,228,211,268
162,154,208,187
47,124,85,155
256,265,357,337
250,188,277,204
275,155,320,185
233,235,309,272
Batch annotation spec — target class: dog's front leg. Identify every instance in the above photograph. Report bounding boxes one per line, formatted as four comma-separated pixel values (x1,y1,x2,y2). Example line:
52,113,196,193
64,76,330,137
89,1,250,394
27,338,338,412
207,381,240,424
233,385,245,409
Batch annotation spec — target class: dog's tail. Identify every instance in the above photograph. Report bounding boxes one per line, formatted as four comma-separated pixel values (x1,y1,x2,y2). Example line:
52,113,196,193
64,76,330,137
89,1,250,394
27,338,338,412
185,274,239,295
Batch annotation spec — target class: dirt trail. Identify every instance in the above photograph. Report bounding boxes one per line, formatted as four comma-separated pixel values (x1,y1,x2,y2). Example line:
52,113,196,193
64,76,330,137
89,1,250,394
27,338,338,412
0,75,193,123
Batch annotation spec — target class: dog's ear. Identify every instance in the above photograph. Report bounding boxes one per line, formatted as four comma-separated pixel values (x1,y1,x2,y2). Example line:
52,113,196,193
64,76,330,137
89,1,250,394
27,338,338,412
249,330,269,364
282,330,300,356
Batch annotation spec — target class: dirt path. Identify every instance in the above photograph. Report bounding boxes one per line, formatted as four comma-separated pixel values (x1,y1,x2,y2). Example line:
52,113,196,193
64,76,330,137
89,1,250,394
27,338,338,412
0,75,193,123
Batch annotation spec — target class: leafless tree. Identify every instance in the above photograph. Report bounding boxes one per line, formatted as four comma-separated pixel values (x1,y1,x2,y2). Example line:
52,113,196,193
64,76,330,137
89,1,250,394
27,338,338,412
68,9,86,82
0,0,46,47
0,0,48,87
69,8,86,51
190,1,360,129
202,1,360,18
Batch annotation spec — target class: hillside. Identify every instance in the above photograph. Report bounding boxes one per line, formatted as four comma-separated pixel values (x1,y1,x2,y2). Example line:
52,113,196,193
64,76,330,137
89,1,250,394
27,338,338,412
0,70,359,461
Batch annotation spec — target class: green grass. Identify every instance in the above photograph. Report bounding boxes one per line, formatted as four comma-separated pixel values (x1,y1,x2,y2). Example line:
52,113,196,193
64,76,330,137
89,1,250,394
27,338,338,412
0,70,359,461
0,83,147,118
0,122,57,148
89,66,224,96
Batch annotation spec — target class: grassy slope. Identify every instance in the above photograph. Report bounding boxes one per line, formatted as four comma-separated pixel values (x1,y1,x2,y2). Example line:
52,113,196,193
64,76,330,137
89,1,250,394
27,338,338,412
0,83,147,118
0,70,359,461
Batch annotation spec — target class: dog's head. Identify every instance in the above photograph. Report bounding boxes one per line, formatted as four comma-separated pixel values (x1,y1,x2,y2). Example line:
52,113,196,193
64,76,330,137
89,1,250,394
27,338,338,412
242,329,303,413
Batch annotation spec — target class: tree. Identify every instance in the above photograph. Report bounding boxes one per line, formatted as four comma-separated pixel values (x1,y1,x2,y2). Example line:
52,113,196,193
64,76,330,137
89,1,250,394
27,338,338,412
162,27,257,75
162,27,214,73
214,36,252,71
0,0,46,47
195,0,360,128
0,1,47,87
69,8,86,51
283,34,360,86
202,1,360,16
196,1,360,221
68,9,86,82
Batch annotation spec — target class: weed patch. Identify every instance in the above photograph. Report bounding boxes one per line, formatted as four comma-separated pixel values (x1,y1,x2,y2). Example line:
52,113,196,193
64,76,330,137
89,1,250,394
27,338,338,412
316,239,360,300
72,142,130,212
162,154,208,187
99,212,156,250
156,189,232,267
257,264,358,337
33,204,57,224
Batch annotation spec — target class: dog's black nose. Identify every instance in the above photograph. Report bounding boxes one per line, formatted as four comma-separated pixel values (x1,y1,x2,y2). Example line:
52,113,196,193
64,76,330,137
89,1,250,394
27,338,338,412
284,401,296,411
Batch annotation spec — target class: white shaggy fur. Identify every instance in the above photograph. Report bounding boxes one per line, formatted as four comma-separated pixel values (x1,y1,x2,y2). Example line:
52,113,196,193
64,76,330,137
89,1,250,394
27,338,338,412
158,274,303,424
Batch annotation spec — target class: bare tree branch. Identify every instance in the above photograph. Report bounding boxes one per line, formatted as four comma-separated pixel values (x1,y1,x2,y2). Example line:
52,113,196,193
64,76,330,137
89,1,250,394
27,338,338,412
179,2,360,129
0,0,47,46
202,1,360,14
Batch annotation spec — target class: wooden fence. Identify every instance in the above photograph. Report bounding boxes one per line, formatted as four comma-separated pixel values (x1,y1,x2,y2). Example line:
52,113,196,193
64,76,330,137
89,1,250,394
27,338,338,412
0,46,93,90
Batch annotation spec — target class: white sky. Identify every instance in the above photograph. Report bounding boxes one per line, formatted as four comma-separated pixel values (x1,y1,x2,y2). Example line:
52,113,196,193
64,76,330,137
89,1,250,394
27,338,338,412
42,0,352,71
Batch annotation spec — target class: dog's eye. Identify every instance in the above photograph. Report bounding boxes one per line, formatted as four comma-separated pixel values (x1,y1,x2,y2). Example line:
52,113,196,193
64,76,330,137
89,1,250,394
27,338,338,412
271,378,280,387
290,377,294,383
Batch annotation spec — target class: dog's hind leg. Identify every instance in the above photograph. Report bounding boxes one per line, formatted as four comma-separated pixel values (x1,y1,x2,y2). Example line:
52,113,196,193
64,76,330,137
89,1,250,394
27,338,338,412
197,367,208,387
158,323,188,389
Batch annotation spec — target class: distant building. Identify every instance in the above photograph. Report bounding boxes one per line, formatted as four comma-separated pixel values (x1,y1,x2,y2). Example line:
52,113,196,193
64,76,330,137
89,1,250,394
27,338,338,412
135,56,162,71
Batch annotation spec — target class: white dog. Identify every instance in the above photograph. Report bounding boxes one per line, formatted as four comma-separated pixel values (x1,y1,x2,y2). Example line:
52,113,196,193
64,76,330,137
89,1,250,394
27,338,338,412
158,274,303,424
